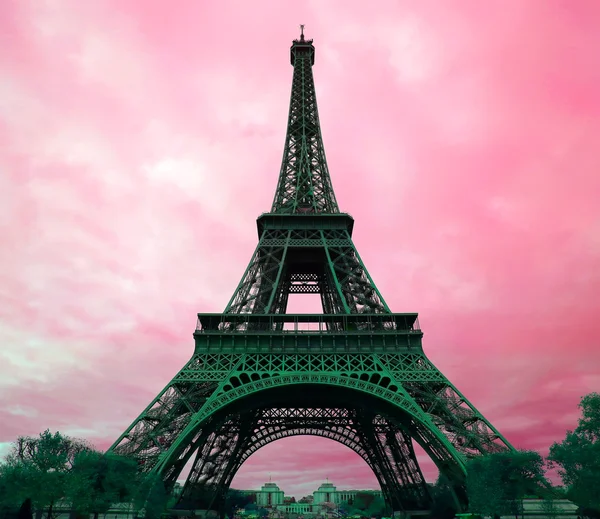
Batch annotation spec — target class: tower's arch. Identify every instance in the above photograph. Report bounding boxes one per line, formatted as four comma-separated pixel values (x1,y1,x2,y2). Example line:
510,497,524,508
230,435,383,507
232,410,377,469
153,377,466,480
143,380,473,512
187,417,387,507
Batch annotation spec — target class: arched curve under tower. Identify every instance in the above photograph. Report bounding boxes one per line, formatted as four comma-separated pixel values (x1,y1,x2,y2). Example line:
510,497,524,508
152,377,467,480
198,421,387,505
144,381,472,512
229,435,382,504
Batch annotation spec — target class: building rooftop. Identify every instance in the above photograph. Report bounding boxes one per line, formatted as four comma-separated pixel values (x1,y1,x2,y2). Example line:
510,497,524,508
261,482,282,489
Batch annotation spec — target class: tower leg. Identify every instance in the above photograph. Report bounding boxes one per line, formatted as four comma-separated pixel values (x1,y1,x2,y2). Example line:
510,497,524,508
355,411,432,512
177,415,246,513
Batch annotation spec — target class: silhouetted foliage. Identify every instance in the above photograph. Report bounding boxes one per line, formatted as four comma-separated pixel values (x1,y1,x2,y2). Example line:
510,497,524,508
1,430,141,519
4,430,92,517
466,450,547,518
540,498,560,519
225,489,256,517
339,492,386,518
0,462,35,516
134,475,168,519
430,474,458,519
67,450,139,518
353,492,375,511
175,482,219,510
578,507,600,519
166,482,184,508
16,499,32,519
548,392,600,514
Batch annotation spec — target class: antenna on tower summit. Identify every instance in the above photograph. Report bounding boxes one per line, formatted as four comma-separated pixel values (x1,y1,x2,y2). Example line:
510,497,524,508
300,24,305,40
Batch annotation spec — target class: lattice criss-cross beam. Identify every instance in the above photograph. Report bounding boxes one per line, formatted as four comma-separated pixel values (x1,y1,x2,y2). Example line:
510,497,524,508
271,29,339,214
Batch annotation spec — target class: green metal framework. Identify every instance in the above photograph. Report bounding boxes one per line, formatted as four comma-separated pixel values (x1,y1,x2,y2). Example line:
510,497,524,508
108,30,515,516
271,32,338,214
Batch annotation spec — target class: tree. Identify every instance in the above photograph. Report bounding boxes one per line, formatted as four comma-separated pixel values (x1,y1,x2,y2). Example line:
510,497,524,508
548,392,600,513
134,475,168,519
354,492,375,511
167,482,184,508
338,500,353,516
16,498,33,519
225,489,255,517
466,450,548,518
503,450,548,518
4,430,92,518
15,498,33,519
319,501,336,517
466,456,507,518
0,462,37,515
177,482,226,511
145,480,168,519
430,474,459,519
364,496,386,517
338,492,385,518
540,498,560,519
67,450,139,518
2,430,140,519
577,508,600,519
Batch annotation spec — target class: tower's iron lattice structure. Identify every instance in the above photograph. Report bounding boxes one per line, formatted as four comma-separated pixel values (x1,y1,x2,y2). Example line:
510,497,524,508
109,30,515,515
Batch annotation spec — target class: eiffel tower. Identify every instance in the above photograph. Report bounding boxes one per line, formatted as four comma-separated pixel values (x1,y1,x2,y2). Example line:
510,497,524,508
109,28,515,515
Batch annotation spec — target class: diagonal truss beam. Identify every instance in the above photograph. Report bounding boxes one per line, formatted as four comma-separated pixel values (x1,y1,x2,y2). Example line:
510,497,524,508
271,34,338,214
224,229,390,316
177,407,433,512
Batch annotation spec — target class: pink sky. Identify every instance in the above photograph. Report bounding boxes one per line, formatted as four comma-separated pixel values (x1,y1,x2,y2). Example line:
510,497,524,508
1,0,600,498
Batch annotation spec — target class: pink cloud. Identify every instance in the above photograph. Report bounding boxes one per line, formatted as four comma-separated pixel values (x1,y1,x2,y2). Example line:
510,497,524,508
1,0,599,497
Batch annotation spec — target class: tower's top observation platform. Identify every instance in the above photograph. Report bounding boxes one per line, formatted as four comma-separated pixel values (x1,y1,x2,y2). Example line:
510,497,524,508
291,25,315,66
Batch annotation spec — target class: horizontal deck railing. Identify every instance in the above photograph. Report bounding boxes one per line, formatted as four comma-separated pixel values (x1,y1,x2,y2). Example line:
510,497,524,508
195,313,421,334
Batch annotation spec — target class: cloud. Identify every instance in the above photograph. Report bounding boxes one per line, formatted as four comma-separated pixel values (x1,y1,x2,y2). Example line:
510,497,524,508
1,0,599,498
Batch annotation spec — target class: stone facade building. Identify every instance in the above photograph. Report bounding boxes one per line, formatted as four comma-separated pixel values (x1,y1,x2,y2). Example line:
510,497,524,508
247,479,382,515
312,480,382,506
245,480,578,519
253,481,285,507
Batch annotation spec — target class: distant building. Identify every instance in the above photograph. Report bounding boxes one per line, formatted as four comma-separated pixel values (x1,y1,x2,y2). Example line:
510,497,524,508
244,479,382,515
253,481,285,507
312,481,336,505
243,480,579,519
312,480,382,506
